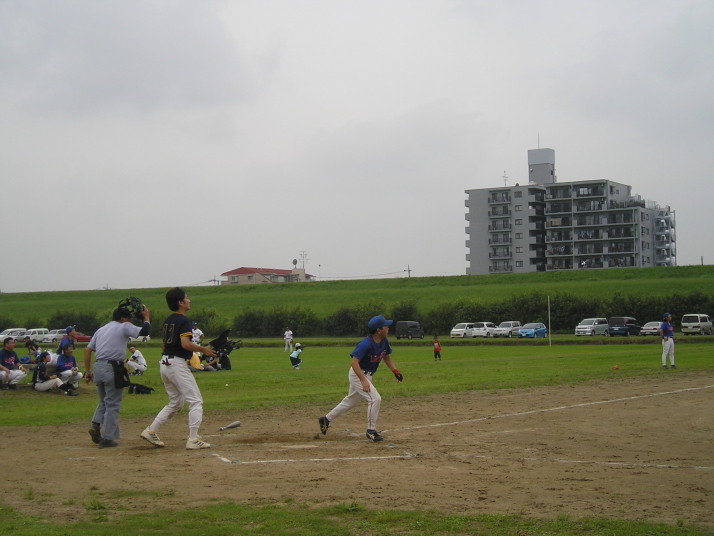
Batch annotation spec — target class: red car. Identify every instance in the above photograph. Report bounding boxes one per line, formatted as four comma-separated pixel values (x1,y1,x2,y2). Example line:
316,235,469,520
74,332,92,343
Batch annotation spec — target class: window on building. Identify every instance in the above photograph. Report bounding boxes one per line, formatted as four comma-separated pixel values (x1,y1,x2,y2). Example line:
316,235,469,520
514,191,522,198
515,205,522,212
515,219,523,225
247,275,253,281
515,233,523,239
516,261,523,267
516,247,523,253
230,276,238,283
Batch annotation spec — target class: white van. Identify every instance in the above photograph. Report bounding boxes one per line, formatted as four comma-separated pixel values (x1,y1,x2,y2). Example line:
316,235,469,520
26,328,50,342
681,314,712,335
0,328,27,341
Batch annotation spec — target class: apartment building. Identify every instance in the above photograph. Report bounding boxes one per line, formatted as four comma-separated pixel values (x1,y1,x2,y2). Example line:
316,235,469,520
465,149,676,274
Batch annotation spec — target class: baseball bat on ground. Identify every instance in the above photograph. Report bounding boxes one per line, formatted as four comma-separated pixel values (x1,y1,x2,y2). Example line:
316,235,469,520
219,421,241,431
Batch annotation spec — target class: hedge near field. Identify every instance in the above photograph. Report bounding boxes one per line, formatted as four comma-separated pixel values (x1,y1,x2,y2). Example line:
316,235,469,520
3,290,711,339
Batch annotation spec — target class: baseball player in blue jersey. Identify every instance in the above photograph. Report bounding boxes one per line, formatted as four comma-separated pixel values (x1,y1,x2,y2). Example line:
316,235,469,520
318,315,403,442
659,312,676,369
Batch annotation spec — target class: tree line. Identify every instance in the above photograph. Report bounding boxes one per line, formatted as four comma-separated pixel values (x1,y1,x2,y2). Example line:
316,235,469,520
2,291,710,340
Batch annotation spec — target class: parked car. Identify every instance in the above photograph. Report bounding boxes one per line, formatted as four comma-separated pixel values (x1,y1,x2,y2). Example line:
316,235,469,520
472,322,497,337
26,328,50,342
42,329,67,343
574,318,609,336
607,317,641,336
640,321,662,336
74,332,92,343
128,334,151,343
493,321,521,338
394,320,424,339
518,323,548,338
680,313,713,335
0,328,27,340
450,323,475,338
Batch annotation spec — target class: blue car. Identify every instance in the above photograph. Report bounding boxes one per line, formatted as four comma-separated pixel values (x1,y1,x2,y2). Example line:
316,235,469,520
518,322,548,338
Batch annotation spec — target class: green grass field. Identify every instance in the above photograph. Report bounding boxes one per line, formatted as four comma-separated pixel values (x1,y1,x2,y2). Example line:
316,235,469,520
3,340,712,428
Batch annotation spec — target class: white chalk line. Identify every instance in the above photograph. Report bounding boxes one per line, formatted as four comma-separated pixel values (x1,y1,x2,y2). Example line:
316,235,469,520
382,384,714,433
211,453,417,465
471,455,714,471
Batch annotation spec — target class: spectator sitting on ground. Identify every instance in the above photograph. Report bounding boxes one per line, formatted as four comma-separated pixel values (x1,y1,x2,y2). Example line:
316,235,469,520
201,353,220,371
32,351,76,395
56,345,83,392
22,337,42,364
126,345,148,375
0,338,27,390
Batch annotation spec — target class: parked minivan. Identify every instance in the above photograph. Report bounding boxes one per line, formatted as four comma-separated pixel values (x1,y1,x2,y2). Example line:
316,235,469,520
607,317,641,336
26,328,50,342
0,328,27,340
681,313,712,335
394,321,424,340
574,318,609,336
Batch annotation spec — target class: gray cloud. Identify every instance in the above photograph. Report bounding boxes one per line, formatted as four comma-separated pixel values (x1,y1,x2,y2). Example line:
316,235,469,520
1,0,712,293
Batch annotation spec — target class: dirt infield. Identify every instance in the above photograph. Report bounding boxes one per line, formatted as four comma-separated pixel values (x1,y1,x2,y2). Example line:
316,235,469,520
4,371,713,529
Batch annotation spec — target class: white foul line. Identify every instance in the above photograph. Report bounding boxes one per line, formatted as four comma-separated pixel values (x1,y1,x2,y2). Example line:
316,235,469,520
470,455,713,471
211,453,417,464
382,384,714,433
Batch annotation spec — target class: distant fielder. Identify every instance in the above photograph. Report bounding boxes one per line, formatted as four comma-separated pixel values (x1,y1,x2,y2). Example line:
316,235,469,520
318,315,403,442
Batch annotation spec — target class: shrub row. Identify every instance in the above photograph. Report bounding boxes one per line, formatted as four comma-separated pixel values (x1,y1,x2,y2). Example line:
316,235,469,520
2,291,711,340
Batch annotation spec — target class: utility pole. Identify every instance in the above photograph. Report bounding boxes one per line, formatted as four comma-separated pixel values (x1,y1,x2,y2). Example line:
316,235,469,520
404,264,411,278
299,251,308,269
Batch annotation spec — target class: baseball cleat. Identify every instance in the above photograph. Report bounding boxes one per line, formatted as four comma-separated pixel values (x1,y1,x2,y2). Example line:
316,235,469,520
140,427,165,447
366,429,383,442
318,416,330,435
186,437,211,450
89,423,102,444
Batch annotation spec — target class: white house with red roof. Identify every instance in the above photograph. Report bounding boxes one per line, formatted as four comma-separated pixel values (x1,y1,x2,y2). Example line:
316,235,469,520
220,267,316,285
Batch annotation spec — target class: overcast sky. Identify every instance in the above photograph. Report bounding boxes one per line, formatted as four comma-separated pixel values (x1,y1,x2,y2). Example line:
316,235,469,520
1,0,712,293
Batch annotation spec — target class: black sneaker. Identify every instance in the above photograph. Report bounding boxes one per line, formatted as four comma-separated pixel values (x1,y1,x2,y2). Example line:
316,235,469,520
318,416,330,435
98,438,118,448
662,365,668,369
89,423,102,444
671,364,676,369
7,384,17,390
366,429,383,442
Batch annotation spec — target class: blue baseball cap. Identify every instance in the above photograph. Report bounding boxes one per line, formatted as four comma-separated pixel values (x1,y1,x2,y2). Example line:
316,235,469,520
66,325,76,334
663,312,671,320
368,315,393,331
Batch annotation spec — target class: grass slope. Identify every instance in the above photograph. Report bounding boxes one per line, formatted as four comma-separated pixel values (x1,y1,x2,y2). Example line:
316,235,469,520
1,265,713,323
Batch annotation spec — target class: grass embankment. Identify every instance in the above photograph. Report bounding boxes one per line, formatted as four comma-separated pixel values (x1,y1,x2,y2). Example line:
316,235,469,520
2,264,713,321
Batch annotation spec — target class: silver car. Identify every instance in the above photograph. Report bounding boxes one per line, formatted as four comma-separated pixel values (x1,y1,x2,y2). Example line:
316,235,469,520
574,318,609,336
493,321,521,338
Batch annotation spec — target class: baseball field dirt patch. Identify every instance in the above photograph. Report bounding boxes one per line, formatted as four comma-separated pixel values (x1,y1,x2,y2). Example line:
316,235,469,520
4,371,712,529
